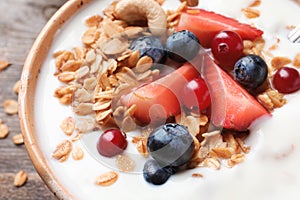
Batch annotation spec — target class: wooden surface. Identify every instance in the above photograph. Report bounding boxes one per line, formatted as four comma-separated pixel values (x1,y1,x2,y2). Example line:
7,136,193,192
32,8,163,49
0,0,67,199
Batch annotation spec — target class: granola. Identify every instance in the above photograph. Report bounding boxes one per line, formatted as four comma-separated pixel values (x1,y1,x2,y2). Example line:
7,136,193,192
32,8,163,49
12,133,24,145
3,99,18,115
52,140,72,162
51,0,300,187
95,171,118,186
0,123,9,139
0,60,10,71
14,170,28,187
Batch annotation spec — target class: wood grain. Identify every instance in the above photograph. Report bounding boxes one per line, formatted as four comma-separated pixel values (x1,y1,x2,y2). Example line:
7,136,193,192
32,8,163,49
0,0,67,199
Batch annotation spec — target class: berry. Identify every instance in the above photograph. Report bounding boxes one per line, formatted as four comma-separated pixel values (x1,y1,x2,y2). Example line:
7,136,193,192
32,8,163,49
147,123,194,167
203,54,269,131
143,159,173,185
234,54,268,89
272,67,300,94
166,30,200,62
121,63,200,125
182,77,211,111
211,31,244,69
97,129,127,157
130,36,166,63
177,9,263,48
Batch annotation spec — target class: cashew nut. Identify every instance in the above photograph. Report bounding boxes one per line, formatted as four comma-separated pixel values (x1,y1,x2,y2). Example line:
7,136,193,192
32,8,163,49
115,0,167,36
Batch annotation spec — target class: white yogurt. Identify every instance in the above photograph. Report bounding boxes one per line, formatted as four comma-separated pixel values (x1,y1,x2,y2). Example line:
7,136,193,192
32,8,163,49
34,0,300,199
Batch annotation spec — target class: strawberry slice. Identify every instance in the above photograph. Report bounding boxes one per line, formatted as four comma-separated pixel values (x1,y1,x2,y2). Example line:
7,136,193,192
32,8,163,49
202,54,269,131
122,63,200,125
177,9,263,48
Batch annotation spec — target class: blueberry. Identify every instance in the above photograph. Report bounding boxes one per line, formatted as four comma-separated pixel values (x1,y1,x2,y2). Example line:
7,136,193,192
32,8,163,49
129,36,166,63
166,30,200,62
143,159,173,185
147,123,195,167
234,54,268,89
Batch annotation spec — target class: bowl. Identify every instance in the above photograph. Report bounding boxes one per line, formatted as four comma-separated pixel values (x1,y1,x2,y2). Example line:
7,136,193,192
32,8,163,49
19,1,90,199
19,0,300,199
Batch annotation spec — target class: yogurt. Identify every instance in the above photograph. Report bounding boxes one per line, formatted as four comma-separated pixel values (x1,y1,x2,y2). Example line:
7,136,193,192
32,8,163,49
34,0,300,199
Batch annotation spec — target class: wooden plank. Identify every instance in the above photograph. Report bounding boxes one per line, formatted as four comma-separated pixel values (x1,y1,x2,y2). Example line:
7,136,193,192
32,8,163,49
0,0,67,199
0,173,56,200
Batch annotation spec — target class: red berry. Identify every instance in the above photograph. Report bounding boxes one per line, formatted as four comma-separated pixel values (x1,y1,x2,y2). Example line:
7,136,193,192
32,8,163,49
211,31,244,70
273,67,300,94
203,54,269,131
177,9,263,48
97,129,127,157
182,77,211,111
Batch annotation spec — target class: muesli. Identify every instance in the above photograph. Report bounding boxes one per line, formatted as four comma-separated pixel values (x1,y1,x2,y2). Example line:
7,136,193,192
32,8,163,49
52,0,300,186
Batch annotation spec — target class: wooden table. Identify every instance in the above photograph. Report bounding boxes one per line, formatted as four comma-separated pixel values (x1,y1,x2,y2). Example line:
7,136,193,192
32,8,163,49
0,0,67,199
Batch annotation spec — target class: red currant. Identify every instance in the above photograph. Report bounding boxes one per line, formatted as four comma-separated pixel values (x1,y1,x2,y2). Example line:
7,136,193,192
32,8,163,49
272,67,300,94
97,129,127,157
211,31,244,70
181,77,211,111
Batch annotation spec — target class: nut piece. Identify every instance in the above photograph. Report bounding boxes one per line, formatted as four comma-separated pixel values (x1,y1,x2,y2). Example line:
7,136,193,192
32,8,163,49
12,133,24,145
14,170,28,187
115,0,167,36
95,171,118,186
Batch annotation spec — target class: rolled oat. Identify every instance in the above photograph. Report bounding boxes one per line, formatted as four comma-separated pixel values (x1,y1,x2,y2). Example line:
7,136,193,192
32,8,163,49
60,117,75,136
0,123,9,139
3,99,18,115
13,80,21,94
293,52,300,67
95,171,118,186
72,145,84,160
242,7,260,19
12,133,24,145
52,140,72,162
115,154,135,172
14,170,28,187
0,60,10,71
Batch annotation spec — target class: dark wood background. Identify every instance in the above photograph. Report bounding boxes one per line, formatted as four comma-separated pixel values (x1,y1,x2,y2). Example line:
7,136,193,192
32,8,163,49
0,0,67,199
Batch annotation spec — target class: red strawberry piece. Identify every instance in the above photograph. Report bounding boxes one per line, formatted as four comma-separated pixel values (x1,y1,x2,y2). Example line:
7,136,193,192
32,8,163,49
202,54,269,131
177,9,263,48
121,63,200,125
